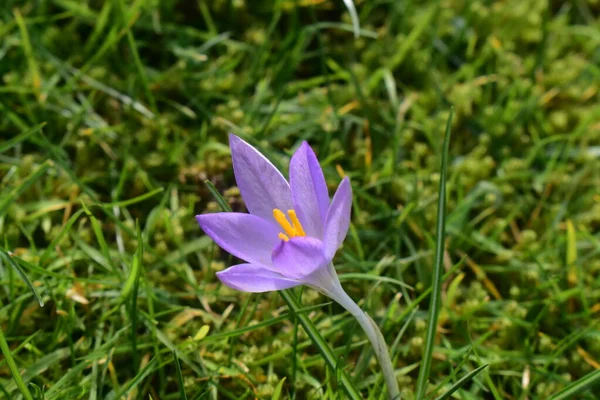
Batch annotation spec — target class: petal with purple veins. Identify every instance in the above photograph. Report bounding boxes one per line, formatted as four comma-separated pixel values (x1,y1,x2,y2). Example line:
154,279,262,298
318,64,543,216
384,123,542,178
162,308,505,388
229,134,293,222
323,177,352,260
216,263,300,292
271,237,328,280
290,141,329,238
196,212,280,265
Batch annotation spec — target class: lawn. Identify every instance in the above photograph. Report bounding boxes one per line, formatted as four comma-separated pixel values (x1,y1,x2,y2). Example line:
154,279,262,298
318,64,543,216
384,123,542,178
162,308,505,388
1,0,600,399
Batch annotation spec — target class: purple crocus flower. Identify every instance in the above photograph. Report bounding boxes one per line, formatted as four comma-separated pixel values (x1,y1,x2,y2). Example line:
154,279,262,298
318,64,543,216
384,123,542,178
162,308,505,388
196,134,400,398
196,134,351,298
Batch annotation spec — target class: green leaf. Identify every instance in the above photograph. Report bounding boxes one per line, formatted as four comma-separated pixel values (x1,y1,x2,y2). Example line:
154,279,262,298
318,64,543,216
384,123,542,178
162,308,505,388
549,368,600,400
341,0,360,38
0,123,45,153
100,187,164,208
204,180,232,212
271,377,286,400
80,201,119,279
14,8,41,100
0,324,34,400
129,220,144,371
110,357,157,400
0,248,44,307
199,302,330,342
119,229,142,305
338,273,413,289
173,351,188,400
0,160,52,217
415,107,454,399
39,209,86,265
44,358,90,398
433,364,488,400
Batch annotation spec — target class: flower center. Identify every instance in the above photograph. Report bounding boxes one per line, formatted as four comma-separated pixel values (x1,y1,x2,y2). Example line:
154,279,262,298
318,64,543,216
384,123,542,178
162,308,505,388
273,209,306,242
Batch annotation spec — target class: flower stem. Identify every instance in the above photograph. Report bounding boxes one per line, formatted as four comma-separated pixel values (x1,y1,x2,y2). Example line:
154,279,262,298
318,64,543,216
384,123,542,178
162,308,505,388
330,288,401,399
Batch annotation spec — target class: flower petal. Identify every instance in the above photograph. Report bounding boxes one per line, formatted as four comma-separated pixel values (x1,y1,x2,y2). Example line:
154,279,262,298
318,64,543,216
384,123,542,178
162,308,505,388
216,263,300,292
290,141,329,238
323,177,352,260
196,212,280,265
272,237,327,280
229,134,293,222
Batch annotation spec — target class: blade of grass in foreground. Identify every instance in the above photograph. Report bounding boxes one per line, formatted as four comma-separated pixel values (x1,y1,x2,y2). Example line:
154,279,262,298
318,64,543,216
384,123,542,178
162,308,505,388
204,180,362,400
111,357,157,400
197,302,329,343
173,351,188,400
342,0,360,38
14,8,41,100
127,221,144,373
415,107,454,399
271,377,287,400
0,123,45,153
433,364,488,400
0,248,44,307
0,324,34,400
0,160,52,217
548,368,600,400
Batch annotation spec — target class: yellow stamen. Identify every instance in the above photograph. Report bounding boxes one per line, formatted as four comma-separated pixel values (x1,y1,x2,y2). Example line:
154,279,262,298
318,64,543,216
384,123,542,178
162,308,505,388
273,208,307,239
273,209,296,237
287,210,306,236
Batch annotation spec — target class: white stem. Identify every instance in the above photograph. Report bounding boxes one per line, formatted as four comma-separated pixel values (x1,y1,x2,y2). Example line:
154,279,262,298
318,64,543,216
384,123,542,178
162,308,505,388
309,266,401,399
331,288,401,400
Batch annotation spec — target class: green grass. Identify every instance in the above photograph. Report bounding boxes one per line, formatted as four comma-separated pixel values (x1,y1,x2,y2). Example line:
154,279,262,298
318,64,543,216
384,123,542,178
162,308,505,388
1,1,600,399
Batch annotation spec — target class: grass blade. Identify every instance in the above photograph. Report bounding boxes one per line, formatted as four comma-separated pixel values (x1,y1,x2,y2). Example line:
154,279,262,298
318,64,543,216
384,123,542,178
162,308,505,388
271,377,286,400
100,187,164,208
114,0,159,124
119,225,142,305
0,248,44,307
433,364,488,400
14,9,42,101
80,201,119,279
415,107,454,399
0,324,34,400
0,160,52,217
204,180,232,212
0,123,45,153
39,209,86,265
548,369,600,400
198,302,330,343
128,221,144,372
111,357,157,400
342,0,360,38
173,351,188,400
